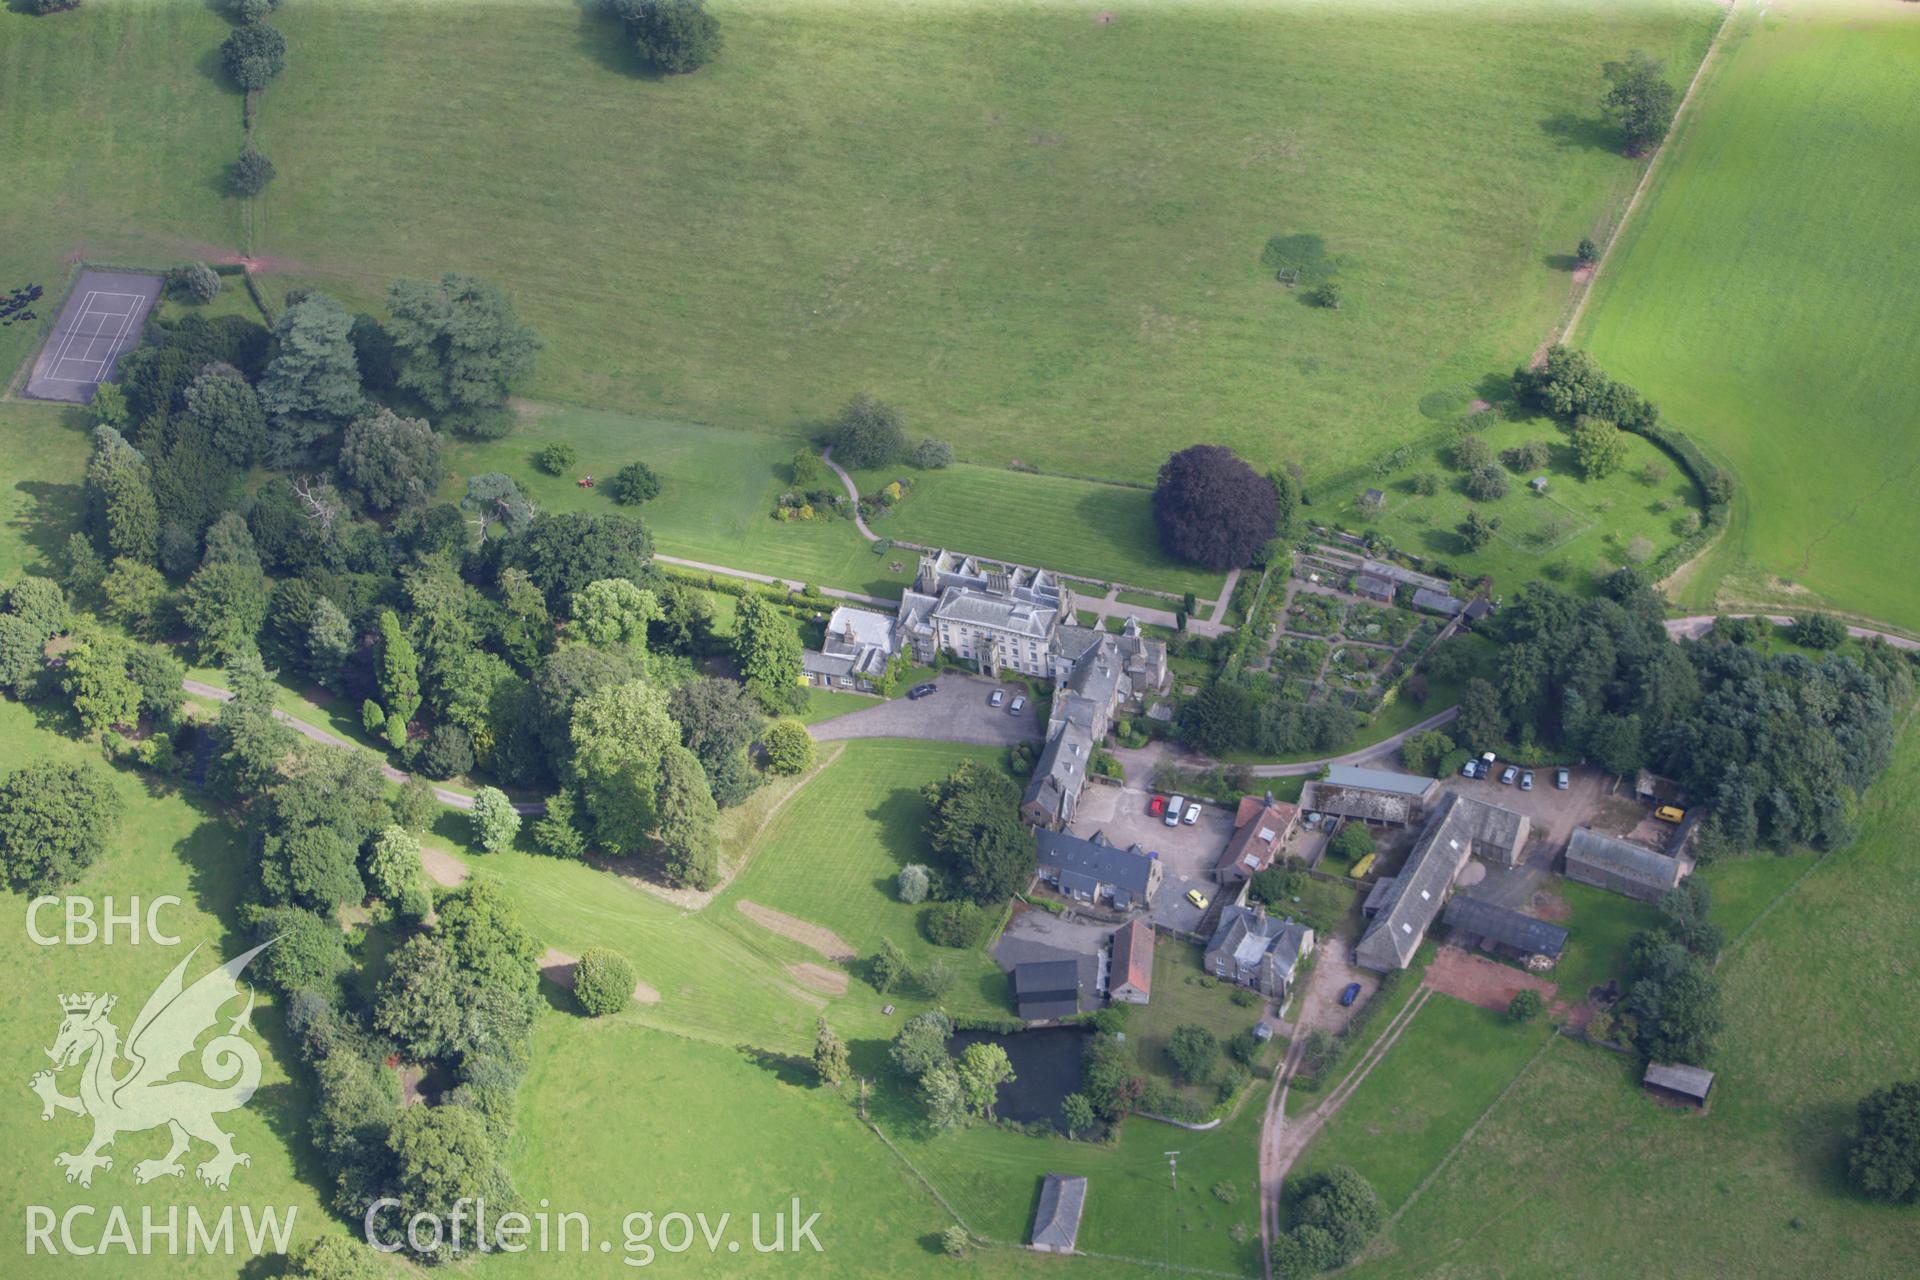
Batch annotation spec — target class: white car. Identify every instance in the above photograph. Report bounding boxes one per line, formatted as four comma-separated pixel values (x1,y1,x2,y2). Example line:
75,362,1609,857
1182,802,1200,826
1165,795,1185,826
989,689,1004,707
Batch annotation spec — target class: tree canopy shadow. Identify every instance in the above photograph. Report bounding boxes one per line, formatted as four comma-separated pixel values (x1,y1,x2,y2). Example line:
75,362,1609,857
573,0,670,82
1540,111,1618,153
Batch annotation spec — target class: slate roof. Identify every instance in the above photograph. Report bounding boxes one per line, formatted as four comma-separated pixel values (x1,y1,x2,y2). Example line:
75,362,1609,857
1110,919,1154,997
1011,960,1084,1021
1644,1062,1714,1101
1359,558,1451,594
1441,895,1569,958
1354,792,1498,970
1218,798,1298,877
1022,721,1093,826
1302,782,1412,826
1325,765,1439,799
1030,1174,1088,1251
1566,828,1683,893
1353,572,1396,600
1411,587,1463,616
1037,829,1156,901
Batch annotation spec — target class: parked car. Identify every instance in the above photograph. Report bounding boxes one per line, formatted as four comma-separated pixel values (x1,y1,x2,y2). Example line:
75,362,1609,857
1008,695,1026,715
1520,770,1534,791
1186,889,1210,910
1339,982,1363,1007
1148,794,1168,818
906,682,938,700
1500,765,1518,785
1461,759,1481,779
1555,768,1570,790
1182,802,1200,826
989,689,1004,707
1165,795,1185,826
1655,805,1686,823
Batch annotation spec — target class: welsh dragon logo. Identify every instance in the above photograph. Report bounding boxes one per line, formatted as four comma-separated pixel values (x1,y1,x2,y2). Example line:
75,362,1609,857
28,940,271,1191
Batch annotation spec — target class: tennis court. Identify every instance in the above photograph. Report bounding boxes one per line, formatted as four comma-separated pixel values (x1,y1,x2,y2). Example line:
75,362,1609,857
21,269,162,404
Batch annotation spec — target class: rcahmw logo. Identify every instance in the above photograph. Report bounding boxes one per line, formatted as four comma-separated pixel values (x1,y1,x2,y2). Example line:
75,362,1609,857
22,939,299,1257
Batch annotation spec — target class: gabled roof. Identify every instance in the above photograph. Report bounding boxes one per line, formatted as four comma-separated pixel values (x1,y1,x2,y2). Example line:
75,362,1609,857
1325,766,1438,799
1111,919,1154,995
1353,572,1395,598
1037,829,1156,898
1644,1062,1714,1100
1011,960,1083,1021
1411,587,1462,616
1354,791,1489,969
1219,799,1297,874
1022,722,1093,824
1441,895,1568,958
1567,828,1682,891
1031,1174,1088,1251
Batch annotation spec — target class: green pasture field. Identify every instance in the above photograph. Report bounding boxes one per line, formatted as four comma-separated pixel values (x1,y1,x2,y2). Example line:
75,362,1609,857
846,462,1222,597
219,0,1721,489
0,402,88,582
1317,726,1920,1277
1288,995,1553,1214
0,702,345,1275
1576,2,1920,629
1340,412,1704,597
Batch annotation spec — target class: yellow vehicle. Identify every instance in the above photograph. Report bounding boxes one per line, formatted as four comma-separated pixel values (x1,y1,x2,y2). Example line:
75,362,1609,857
1186,889,1210,910
1350,852,1377,879
1654,805,1686,824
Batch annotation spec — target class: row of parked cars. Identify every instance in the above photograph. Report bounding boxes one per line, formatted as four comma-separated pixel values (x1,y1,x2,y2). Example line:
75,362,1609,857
903,681,1028,716
1147,793,1201,826
1460,751,1570,792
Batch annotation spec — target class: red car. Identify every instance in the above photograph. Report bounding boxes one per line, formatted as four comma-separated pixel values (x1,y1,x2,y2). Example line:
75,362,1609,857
1147,795,1168,818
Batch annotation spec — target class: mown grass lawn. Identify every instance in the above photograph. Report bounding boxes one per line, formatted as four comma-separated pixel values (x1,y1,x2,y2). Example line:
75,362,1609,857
1127,940,1277,1107
0,702,344,1273
0,402,89,583
236,0,1716,490
1336,725,1920,1278
1576,1,1920,628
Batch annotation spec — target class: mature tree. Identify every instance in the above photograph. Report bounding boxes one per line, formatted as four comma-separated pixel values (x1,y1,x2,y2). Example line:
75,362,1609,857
1463,464,1509,502
760,716,816,775
569,678,678,856
414,724,474,781
733,594,804,709
1061,1092,1095,1138
912,438,953,469
0,758,122,893
896,863,931,904
6,577,69,641
871,936,909,996
286,1237,384,1280
1454,677,1505,749
257,822,363,912
1602,50,1677,155
0,615,45,693
59,631,141,734
922,759,1032,903
1577,236,1600,266
470,787,521,854
1166,1025,1219,1084
536,442,577,476
1451,433,1494,472
649,579,716,655
127,643,186,732
173,262,222,304
569,578,657,652
221,20,287,90
918,1061,969,1132
255,749,391,910
86,426,160,565
1151,445,1279,570
183,362,268,467
503,512,654,613
1572,416,1628,480
258,293,363,462
606,461,662,506
394,773,440,834
1793,612,1847,650
889,1010,954,1079
384,1105,511,1264
1292,1166,1384,1266
653,744,718,888
205,650,296,803
362,825,421,904
100,557,170,638
1508,989,1544,1023
180,559,270,661
614,0,723,73
1178,682,1257,755
384,274,539,437
1625,945,1721,1065
1458,508,1500,551
305,596,355,693
573,947,636,1017
1399,728,1455,775
1328,822,1375,865
531,789,588,859
435,878,541,994
669,676,763,807
1847,1081,1920,1205
823,393,907,469
461,471,535,542
339,408,442,512
813,1017,851,1086
375,609,421,740
228,145,276,196
956,1041,1015,1120
245,904,350,994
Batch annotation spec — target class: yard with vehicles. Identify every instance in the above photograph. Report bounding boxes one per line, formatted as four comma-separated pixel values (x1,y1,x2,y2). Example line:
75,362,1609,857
1576,2,1920,629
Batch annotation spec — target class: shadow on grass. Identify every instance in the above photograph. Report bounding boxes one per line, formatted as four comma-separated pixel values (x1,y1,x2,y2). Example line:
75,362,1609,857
1540,111,1619,153
1543,252,1582,272
738,1043,815,1088
572,0,672,83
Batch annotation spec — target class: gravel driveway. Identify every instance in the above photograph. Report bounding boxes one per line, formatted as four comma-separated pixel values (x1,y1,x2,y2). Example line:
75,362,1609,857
807,674,1045,746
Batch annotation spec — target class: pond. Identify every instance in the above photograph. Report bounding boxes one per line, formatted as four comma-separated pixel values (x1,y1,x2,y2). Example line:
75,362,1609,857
950,1026,1092,1130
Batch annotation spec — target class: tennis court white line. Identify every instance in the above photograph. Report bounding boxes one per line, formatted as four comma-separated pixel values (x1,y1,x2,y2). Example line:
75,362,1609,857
42,290,146,383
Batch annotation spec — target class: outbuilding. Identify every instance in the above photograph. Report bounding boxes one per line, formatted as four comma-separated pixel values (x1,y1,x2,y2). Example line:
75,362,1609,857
1565,828,1683,902
1030,1174,1088,1253
1643,1062,1714,1108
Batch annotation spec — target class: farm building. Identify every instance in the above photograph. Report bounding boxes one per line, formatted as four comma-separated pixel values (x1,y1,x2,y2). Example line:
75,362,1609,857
1036,829,1162,911
1635,770,1685,807
1352,572,1396,603
1010,959,1086,1022
1358,558,1451,595
1441,895,1568,963
1643,1063,1714,1108
1217,793,1299,881
1030,1174,1088,1253
1412,586,1463,616
1300,766,1439,828
1108,918,1155,1004
1356,793,1529,971
1565,828,1683,902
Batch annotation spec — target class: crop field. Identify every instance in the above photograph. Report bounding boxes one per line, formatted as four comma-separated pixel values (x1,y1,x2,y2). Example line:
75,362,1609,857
0,703,343,1275
198,0,1715,490
1343,412,1704,597
1576,1,1920,629
1307,726,1920,1277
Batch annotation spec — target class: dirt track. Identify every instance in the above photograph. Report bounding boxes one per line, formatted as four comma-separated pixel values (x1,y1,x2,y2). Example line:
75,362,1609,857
737,900,857,962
